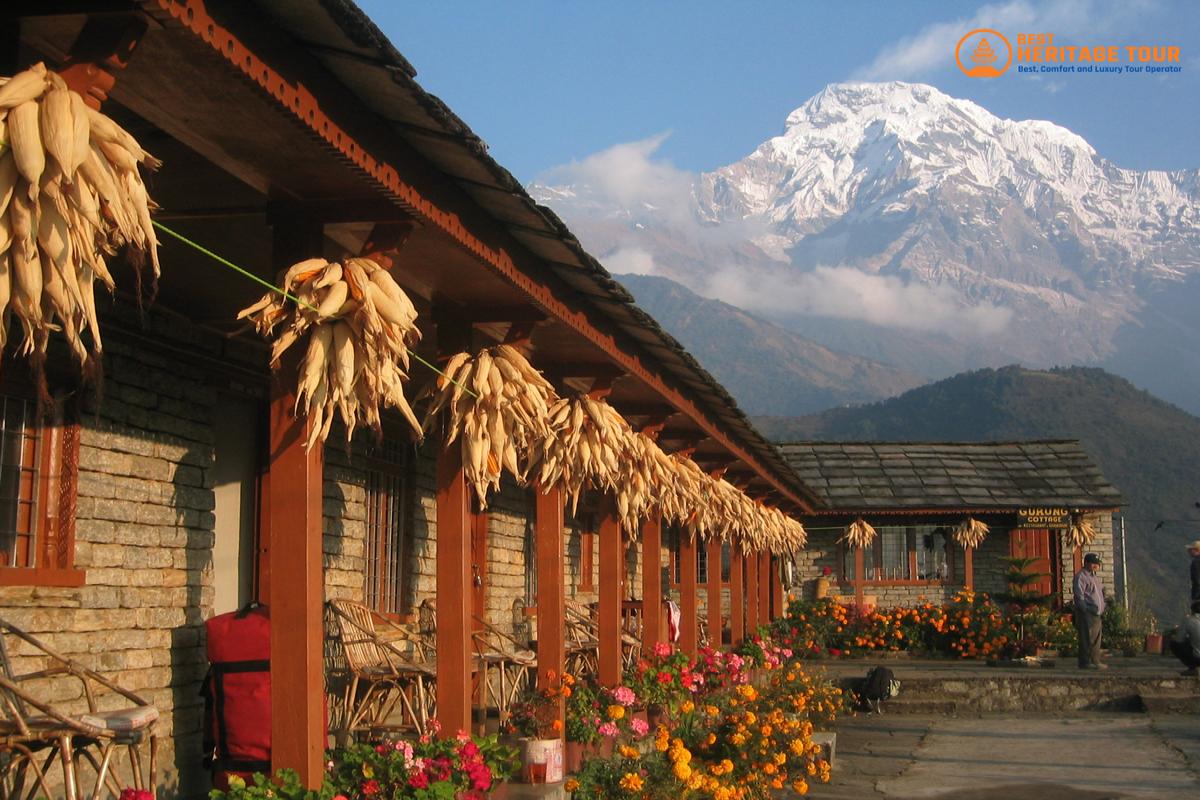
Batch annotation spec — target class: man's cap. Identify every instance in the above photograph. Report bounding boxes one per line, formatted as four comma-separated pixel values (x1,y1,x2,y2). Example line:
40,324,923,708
1187,540,1200,551
1083,553,1102,565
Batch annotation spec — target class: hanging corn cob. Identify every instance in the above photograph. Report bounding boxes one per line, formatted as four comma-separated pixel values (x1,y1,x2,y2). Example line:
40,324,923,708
0,62,160,381
1067,512,1098,548
840,517,877,550
952,517,989,549
422,344,557,506
534,394,636,516
237,256,422,449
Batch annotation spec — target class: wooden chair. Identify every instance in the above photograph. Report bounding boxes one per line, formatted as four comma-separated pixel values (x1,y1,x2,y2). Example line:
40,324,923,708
564,600,641,675
471,617,536,721
326,600,436,740
415,599,532,722
0,616,158,800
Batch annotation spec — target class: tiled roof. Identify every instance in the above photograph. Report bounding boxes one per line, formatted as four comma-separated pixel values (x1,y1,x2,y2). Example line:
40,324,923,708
777,441,1123,512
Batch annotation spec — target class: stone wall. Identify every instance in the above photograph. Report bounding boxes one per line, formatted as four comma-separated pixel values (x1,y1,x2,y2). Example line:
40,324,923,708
0,310,265,797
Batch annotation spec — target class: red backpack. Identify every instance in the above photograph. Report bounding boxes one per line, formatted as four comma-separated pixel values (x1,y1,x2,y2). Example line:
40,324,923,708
203,603,271,789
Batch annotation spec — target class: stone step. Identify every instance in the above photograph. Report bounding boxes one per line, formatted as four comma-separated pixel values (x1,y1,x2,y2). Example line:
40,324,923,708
1138,692,1200,714
869,698,958,715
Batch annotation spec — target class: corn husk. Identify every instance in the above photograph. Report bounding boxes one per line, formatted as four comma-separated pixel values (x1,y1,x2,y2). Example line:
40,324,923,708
423,344,557,506
952,517,989,549
534,394,634,516
1067,513,1098,548
0,62,160,387
237,256,422,449
840,517,876,550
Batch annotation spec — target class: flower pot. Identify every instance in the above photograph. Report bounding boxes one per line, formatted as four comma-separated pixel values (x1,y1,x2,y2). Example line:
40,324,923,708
1145,633,1164,655
519,737,564,784
565,740,584,774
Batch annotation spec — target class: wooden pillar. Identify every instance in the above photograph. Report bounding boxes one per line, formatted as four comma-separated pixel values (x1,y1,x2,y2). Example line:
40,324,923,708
706,538,722,649
598,496,622,686
770,555,784,621
964,546,975,590
730,549,745,646
535,487,565,730
641,513,663,649
435,442,473,735
854,547,865,609
758,552,771,625
744,551,758,635
679,532,698,657
268,216,325,786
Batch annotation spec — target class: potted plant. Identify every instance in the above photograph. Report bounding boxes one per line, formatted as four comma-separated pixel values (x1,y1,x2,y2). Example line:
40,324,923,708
505,672,567,783
625,642,697,723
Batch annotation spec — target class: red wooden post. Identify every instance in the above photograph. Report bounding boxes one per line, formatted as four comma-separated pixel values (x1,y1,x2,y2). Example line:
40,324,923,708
964,546,975,590
744,551,758,635
268,216,325,786
706,538,722,649
730,550,745,647
770,555,784,621
854,547,866,609
679,531,698,657
641,513,663,649
436,436,473,735
758,552,771,625
535,487,565,729
598,496,622,686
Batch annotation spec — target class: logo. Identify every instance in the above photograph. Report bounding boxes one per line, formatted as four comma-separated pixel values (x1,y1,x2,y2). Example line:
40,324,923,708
956,29,1013,77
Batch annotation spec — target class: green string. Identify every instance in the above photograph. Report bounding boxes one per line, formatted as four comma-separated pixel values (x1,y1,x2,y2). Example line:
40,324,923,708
153,219,478,398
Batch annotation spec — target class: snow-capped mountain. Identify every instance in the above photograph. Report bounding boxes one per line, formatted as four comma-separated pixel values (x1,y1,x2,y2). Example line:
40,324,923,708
530,82,1200,413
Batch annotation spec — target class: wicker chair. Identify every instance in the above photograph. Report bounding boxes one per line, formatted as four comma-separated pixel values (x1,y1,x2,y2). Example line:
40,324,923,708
564,599,641,675
0,616,158,800
326,600,436,740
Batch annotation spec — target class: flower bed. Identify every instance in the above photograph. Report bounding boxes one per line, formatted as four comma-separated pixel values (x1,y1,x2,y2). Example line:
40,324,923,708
771,591,1095,659
209,724,518,800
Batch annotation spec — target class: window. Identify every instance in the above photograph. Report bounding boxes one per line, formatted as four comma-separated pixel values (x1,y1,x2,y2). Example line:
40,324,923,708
0,390,83,586
841,524,954,584
570,510,596,592
363,439,410,614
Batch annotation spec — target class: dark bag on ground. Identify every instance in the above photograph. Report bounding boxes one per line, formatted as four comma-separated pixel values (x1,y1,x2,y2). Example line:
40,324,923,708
861,665,900,711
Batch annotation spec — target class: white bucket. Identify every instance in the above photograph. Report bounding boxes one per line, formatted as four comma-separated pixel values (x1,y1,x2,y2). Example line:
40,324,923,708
520,737,564,784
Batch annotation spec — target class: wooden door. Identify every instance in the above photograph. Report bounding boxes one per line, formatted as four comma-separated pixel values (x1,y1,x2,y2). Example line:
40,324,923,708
1009,528,1054,598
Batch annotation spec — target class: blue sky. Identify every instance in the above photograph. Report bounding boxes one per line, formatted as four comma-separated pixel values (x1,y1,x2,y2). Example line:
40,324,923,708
362,0,1200,181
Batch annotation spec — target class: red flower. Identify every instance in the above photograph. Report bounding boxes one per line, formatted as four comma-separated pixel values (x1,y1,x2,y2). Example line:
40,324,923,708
656,671,674,684
408,771,430,789
361,779,381,796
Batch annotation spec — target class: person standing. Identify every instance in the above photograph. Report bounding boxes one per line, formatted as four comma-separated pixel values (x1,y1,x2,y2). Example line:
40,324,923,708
1073,552,1107,670
1169,600,1200,677
1188,541,1200,604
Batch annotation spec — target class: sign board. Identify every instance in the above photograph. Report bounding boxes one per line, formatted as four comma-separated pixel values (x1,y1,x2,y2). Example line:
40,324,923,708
1016,507,1070,528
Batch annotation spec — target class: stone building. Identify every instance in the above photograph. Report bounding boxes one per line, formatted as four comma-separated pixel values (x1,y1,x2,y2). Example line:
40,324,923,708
779,441,1124,609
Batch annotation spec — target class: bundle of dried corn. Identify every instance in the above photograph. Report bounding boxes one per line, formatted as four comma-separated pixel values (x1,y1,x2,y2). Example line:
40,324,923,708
840,517,877,550
238,256,422,449
1067,512,1098,548
952,517,989,549
762,504,807,552
660,451,707,529
0,63,160,379
534,394,635,515
423,344,556,506
618,432,675,534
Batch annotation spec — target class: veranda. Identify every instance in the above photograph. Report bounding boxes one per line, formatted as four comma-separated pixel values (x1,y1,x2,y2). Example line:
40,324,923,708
1,2,818,795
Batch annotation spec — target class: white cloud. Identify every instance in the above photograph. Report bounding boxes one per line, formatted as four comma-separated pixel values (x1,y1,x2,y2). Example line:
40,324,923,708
605,246,666,277
537,133,696,226
703,265,1013,337
853,0,1159,81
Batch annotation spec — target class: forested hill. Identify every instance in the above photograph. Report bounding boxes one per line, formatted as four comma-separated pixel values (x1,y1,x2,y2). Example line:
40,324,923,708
755,366,1200,623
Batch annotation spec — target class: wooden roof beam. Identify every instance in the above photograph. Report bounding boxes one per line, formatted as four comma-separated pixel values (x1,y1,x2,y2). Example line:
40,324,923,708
542,362,627,385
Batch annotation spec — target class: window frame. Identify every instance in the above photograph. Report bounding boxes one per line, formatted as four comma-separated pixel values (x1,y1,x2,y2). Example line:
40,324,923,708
0,383,85,588
361,439,412,616
839,523,957,587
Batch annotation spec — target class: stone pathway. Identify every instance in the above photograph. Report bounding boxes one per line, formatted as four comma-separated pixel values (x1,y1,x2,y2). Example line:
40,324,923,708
810,713,1200,799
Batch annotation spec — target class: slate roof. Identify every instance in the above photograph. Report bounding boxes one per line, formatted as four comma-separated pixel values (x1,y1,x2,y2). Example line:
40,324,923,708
777,441,1123,512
